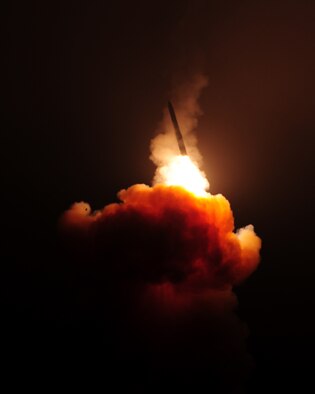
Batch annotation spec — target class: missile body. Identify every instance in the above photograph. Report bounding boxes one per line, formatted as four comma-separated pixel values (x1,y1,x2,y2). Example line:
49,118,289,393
168,101,188,156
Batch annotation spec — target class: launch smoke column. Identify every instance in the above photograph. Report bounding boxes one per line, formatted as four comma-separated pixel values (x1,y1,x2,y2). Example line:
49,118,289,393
168,101,188,156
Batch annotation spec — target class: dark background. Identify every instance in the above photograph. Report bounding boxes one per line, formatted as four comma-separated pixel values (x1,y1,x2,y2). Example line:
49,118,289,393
3,0,315,391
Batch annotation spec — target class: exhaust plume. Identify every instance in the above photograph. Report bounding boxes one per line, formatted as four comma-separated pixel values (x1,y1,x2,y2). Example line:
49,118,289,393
61,185,260,288
60,75,261,391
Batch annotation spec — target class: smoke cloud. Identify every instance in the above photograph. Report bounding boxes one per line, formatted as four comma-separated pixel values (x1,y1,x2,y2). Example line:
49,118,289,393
61,185,260,288
60,76,261,391
60,187,260,390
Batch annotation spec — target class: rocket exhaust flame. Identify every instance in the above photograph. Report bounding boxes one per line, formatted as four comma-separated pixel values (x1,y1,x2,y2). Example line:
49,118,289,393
157,155,209,197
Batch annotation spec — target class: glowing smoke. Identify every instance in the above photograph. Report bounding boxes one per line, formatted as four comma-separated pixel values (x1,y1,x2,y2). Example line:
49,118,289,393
60,75,261,391
61,185,260,289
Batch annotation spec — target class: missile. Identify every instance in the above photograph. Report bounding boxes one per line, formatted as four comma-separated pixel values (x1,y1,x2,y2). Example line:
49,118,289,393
168,101,188,156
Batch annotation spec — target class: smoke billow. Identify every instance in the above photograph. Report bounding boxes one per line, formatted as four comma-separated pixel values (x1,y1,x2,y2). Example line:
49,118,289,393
61,185,260,288
60,76,261,391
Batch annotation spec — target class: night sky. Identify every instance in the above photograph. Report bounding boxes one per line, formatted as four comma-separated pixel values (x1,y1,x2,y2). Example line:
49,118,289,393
3,0,315,392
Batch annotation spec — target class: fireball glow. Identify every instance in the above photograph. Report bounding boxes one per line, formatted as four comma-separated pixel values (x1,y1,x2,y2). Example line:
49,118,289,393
157,155,210,197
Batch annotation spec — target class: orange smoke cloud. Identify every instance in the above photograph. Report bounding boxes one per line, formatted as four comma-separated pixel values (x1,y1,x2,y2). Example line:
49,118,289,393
61,72,261,307
60,184,261,303
59,75,261,390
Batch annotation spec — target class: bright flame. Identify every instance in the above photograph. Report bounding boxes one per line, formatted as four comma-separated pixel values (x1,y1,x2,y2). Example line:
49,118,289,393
157,155,210,197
